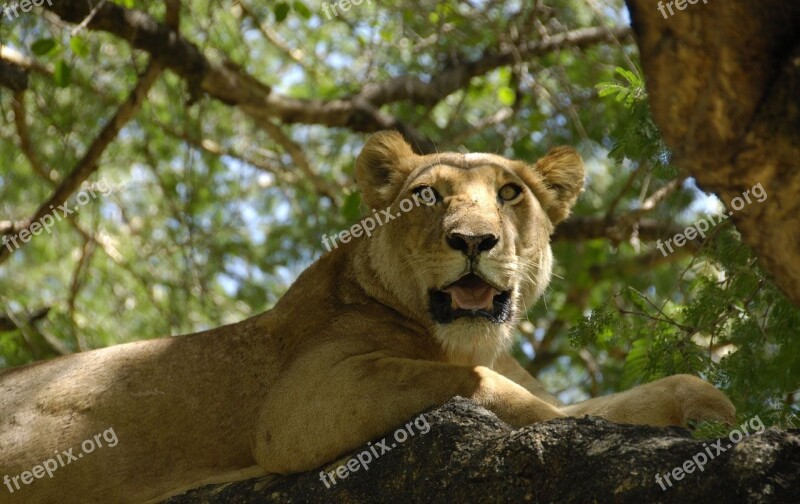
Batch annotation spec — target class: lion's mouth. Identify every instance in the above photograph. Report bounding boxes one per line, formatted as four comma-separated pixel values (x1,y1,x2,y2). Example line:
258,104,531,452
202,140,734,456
430,274,513,323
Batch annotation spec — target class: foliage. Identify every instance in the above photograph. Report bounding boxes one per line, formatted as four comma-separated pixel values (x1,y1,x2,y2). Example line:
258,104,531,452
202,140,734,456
566,68,800,428
0,1,796,426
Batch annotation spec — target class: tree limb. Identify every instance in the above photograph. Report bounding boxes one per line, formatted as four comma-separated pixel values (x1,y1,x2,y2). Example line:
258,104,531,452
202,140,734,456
167,398,800,503
0,61,162,265
41,1,631,145
625,0,800,305
554,216,700,250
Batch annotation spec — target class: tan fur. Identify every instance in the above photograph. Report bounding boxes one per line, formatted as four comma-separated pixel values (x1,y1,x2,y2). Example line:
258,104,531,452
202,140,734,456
0,131,734,503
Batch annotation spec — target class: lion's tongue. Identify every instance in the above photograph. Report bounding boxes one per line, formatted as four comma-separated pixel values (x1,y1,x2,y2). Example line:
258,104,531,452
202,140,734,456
444,283,498,311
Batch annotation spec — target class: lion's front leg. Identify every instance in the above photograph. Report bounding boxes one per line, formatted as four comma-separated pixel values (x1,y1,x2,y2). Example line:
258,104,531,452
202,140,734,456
560,374,736,427
252,351,565,475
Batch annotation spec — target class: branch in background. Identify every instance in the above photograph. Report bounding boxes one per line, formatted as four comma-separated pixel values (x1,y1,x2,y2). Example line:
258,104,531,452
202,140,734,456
236,3,315,76
0,46,48,75
0,58,28,92
617,178,683,224
8,69,145,269
356,26,633,107
0,305,70,358
554,215,700,250
626,0,800,306
41,0,631,151
251,118,340,202
447,107,514,146
1,45,120,111
604,163,646,219
156,122,298,184
589,247,695,281
577,348,600,397
67,237,95,352
0,307,50,333
0,48,341,202
0,61,163,265
19,43,167,230
11,91,54,182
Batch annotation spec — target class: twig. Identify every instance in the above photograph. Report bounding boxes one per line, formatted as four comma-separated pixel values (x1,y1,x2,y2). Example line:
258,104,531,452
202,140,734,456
0,61,163,265
11,91,53,181
252,118,340,203
617,309,693,332
604,163,645,220
42,1,632,131
70,0,107,36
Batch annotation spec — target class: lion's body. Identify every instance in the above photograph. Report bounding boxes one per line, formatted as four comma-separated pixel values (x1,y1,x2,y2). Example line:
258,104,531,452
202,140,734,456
0,132,735,503
0,319,272,502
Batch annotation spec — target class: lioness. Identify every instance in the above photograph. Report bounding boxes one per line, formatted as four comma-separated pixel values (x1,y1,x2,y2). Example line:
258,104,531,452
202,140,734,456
0,131,735,503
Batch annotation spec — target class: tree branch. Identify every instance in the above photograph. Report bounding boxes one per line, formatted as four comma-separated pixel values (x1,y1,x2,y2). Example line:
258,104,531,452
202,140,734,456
41,1,630,143
0,61,162,265
0,58,28,92
553,216,700,250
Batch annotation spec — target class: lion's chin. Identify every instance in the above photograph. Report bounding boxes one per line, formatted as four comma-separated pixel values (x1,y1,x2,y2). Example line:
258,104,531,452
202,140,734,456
433,319,514,367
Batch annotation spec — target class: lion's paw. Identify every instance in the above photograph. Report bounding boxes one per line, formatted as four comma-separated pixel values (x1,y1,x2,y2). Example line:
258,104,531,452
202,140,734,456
666,374,736,426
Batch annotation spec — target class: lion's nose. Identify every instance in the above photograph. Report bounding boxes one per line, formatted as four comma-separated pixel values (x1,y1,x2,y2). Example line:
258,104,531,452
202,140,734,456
446,232,499,259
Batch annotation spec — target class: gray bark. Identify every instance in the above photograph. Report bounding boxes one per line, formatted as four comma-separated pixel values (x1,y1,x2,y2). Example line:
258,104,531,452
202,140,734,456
167,398,800,503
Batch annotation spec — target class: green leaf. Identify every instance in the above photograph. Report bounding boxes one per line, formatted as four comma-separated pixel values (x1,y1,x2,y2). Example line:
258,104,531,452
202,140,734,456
31,38,57,56
342,192,361,222
569,308,613,348
69,37,90,57
497,87,515,106
274,2,290,22
596,82,624,97
621,338,650,388
293,1,312,19
615,67,642,87
54,60,72,87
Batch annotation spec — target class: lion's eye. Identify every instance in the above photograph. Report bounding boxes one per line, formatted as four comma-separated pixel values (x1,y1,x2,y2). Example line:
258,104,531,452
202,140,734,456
498,183,522,202
412,185,441,204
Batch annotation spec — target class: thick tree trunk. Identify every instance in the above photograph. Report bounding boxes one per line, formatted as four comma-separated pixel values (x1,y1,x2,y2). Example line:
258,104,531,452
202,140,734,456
167,398,800,503
625,0,800,306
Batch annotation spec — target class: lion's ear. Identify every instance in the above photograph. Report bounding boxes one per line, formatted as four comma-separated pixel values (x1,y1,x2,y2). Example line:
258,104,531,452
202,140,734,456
534,146,585,224
355,131,418,209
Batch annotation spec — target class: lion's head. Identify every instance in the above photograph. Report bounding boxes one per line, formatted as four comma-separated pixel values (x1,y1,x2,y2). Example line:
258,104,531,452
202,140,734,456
354,131,584,366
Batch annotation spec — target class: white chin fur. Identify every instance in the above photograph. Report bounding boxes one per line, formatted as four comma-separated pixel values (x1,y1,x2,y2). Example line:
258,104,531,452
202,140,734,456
434,319,514,367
